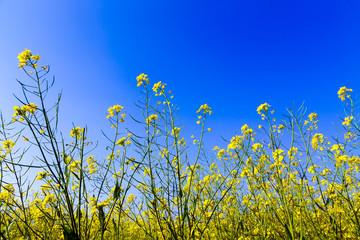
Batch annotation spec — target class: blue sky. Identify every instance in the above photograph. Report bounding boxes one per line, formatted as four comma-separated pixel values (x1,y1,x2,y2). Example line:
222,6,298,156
1,0,360,150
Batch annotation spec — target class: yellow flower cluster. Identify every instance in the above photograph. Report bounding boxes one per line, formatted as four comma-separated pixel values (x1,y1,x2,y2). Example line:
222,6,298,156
311,133,324,150
86,155,98,174
0,140,15,161
241,124,253,135
338,86,352,101
272,149,285,162
287,147,298,160
2,140,15,150
152,81,166,95
342,116,353,126
308,112,318,122
257,102,270,114
196,104,212,115
331,144,344,154
17,49,32,68
42,194,55,207
69,160,81,173
0,184,15,201
70,127,84,139
227,135,243,150
106,104,124,119
171,127,180,138
36,171,50,181
17,49,41,69
136,73,149,87
116,137,126,147
12,103,38,121
159,148,169,158
252,143,263,152
146,114,158,125
308,165,319,174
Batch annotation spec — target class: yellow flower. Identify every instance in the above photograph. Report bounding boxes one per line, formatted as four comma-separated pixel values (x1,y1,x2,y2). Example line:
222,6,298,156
12,103,38,119
335,154,349,166
257,103,270,114
143,168,150,177
69,160,81,172
40,184,51,191
136,73,149,87
171,127,180,138
87,156,98,174
311,133,324,150
65,157,72,164
17,49,32,68
241,124,253,135
35,171,50,181
116,137,126,147
342,116,353,126
152,81,162,93
159,148,169,158
26,103,38,114
273,149,285,161
146,114,158,125
40,129,45,134
43,194,55,206
331,144,344,154
70,127,84,139
308,165,319,174
197,104,212,114
217,149,225,159
106,153,115,160
127,194,136,204
31,55,40,61
106,104,123,118
308,113,318,122
287,147,298,160
0,184,15,201
252,143,263,152
338,86,352,101
228,135,243,150
2,140,15,150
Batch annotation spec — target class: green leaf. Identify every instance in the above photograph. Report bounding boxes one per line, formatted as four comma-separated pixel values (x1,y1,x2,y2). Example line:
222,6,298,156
113,179,121,200
62,225,79,240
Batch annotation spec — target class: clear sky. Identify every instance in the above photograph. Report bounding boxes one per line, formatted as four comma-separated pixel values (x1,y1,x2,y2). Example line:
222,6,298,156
1,0,360,150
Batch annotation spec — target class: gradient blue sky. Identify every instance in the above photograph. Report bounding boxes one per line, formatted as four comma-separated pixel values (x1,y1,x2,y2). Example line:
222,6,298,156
1,0,360,148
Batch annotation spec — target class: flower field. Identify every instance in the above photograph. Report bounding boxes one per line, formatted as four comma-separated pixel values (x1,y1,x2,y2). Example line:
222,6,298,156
1,49,360,239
